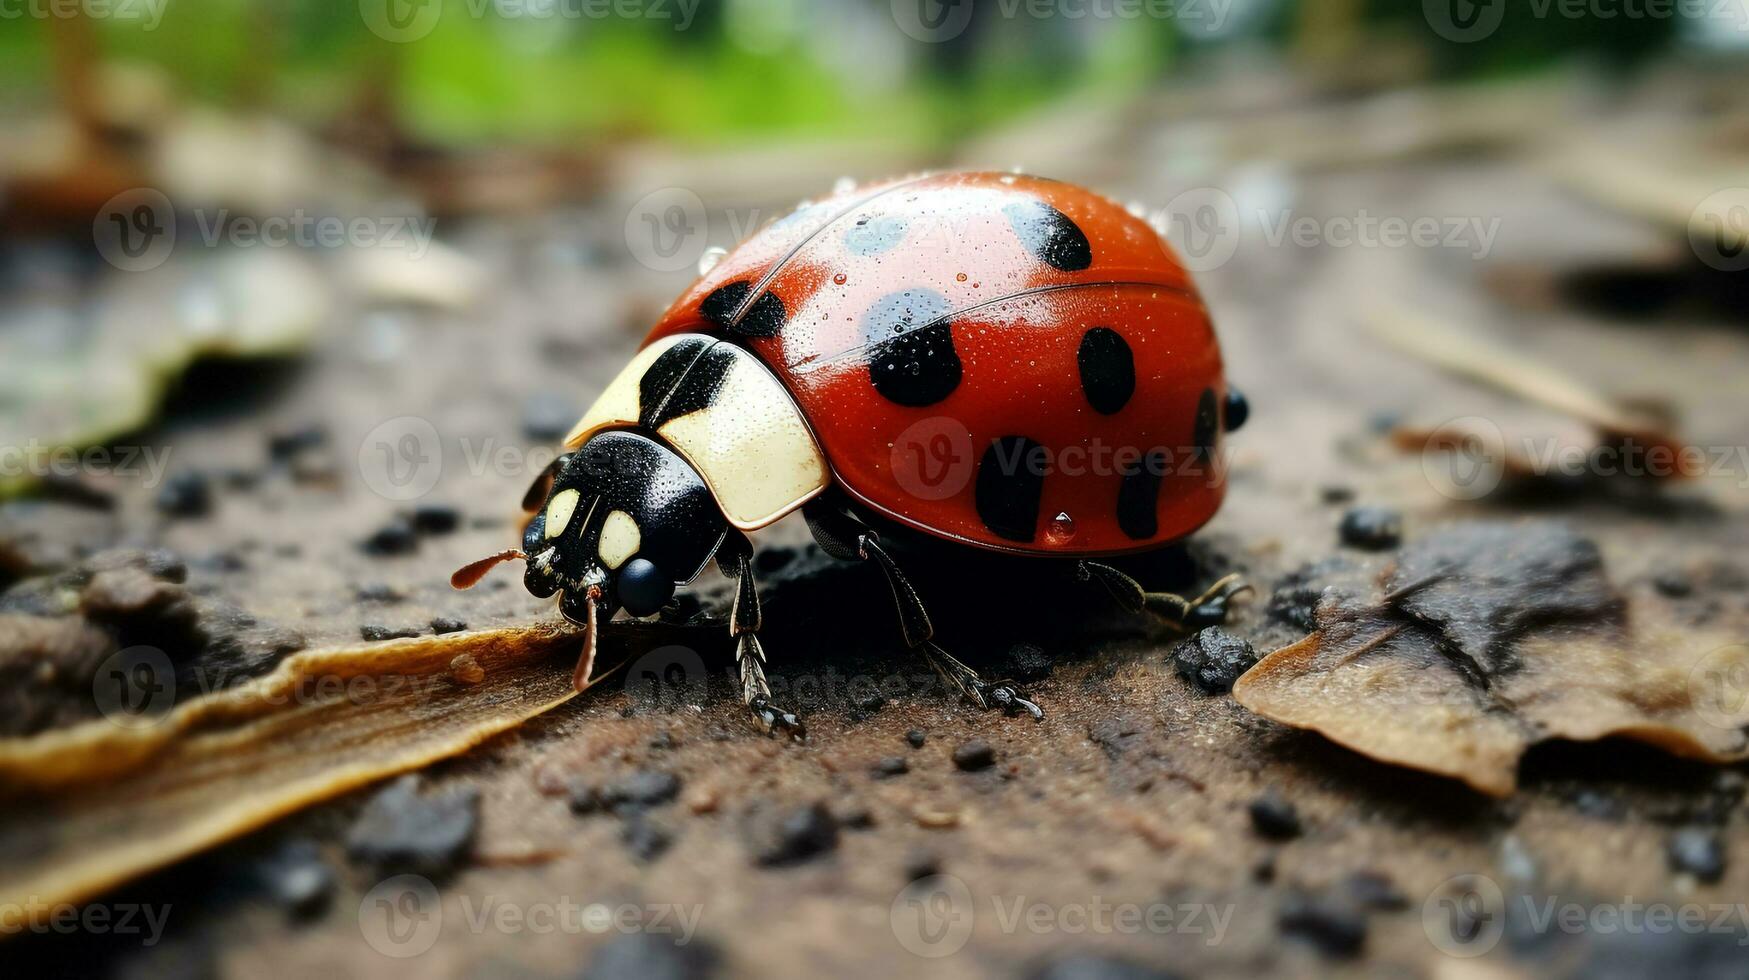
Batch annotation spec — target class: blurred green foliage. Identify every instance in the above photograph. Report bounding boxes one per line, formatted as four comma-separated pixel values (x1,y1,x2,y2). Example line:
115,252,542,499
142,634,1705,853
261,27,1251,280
0,0,1696,150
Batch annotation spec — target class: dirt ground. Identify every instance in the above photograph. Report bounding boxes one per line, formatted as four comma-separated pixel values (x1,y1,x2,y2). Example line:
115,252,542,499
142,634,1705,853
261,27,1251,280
3,76,1748,979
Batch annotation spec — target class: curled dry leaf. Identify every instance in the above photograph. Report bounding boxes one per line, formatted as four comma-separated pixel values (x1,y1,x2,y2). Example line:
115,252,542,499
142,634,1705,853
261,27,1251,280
0,622,584,914
1233,522,1748,797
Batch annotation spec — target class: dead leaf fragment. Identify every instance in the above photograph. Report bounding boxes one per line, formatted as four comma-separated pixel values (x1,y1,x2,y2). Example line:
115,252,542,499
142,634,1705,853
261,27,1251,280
1234,522,1749,796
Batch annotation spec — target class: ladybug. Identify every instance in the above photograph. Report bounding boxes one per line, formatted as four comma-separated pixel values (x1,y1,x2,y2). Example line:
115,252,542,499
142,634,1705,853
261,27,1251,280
454,172,1249,735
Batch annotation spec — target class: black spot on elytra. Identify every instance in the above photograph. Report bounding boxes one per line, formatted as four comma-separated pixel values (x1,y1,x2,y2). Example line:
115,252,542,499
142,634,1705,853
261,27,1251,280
870,323,961,407
648,343,737,427
1003,200,1092,272
975,436,1046,542
1117,449,1167,540
1077,327,1134,414
700,280,787,338
1192,387,1219,463
637,337,713,428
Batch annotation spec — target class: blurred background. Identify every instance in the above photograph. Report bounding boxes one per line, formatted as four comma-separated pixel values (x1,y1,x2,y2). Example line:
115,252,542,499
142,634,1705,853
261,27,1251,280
4,1,1749,977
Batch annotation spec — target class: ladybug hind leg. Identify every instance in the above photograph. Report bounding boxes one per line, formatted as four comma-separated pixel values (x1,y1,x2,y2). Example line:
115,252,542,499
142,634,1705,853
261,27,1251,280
718,532,805,739
1076,562,1252,631
803,501,1043,721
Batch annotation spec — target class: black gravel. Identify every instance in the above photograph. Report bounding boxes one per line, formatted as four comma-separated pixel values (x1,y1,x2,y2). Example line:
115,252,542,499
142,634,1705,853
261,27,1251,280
1667,827,1725,882
905,729,927,748
1278,891,1366,958
429,617,469,635
1248,792,1303,840
345,776,480,876
1172,627,1258,695
1338,506,1402,551
752,802,839,867
359,516,419,557
952,740,996,771
155,470,213,518
604,769,682,810
255,839,335,919
582,933,720,980
872,756,909,778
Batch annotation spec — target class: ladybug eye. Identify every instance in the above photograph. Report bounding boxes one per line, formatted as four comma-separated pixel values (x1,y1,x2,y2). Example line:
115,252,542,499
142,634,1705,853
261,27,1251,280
616,557,673,617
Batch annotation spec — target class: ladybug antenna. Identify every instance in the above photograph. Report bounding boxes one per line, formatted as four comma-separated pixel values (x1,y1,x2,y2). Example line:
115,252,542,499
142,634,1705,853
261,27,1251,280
450,549,527,590
571,585,602,692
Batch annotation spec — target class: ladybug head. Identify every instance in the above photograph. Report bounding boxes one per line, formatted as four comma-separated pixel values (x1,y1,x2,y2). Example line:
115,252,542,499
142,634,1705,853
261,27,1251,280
450,430,729,687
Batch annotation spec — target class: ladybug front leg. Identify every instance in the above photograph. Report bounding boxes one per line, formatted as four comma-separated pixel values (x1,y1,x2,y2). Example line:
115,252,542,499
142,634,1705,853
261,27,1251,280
803,501,1043,721
716,532,805,739
1076,562,1252,631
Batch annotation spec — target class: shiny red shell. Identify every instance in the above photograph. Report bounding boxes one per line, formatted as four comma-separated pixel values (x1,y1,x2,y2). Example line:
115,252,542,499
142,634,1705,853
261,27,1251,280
643,172,1232,557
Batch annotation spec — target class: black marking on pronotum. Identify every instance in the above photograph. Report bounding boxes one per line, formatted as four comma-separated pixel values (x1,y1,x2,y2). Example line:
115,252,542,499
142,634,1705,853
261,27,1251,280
975,436,1047,542
649,343,738,427
1076,327,1134,414
1117,449,1168,540
1003,199,1092,272
1192,387,1219,463
637,337,714,429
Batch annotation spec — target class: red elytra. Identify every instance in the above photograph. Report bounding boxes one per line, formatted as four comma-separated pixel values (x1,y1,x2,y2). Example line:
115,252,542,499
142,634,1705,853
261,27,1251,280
641,171,1235,557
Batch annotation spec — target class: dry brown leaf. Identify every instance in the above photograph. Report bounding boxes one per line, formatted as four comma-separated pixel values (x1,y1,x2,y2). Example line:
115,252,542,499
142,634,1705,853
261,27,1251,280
1234,523,1749,796
0,622,584,913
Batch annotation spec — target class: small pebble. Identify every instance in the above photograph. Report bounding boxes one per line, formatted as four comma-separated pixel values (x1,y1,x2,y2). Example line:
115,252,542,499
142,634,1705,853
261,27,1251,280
837,803,875,829
753,802,839,866
952,740,996,772
144,549,187,583
256,839,334,919
267,424,329,461
345,776,479,876
1319,484,1356,505
155,471,213,518
873,756,909,778
1338,506,1402,551
1653,570,1694,598
620,816,674,863
411,504,461,535
582,933,719,980
604,770,682,809
430,617,468,635
1248,792,1302,840
360,516,418,557
1278,892,1366,958
1027,953,1179,980
1344,870,1408,911
1172,627,1258,695
567,783,604,815
902,849,940,883
447,653,485,685
360,625,420,642
852,691,886,715
1668,827,1725,883
522,391,578,442
905,729,927,748
356,583,405,603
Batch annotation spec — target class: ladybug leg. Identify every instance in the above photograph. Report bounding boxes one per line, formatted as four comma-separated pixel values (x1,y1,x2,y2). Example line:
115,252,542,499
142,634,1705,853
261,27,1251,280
803,501,1042,720
1076,562,1252,631
717,533,805,739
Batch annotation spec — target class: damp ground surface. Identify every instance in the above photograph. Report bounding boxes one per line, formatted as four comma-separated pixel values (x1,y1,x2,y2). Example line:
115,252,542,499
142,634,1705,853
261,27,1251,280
4,84,1749,980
